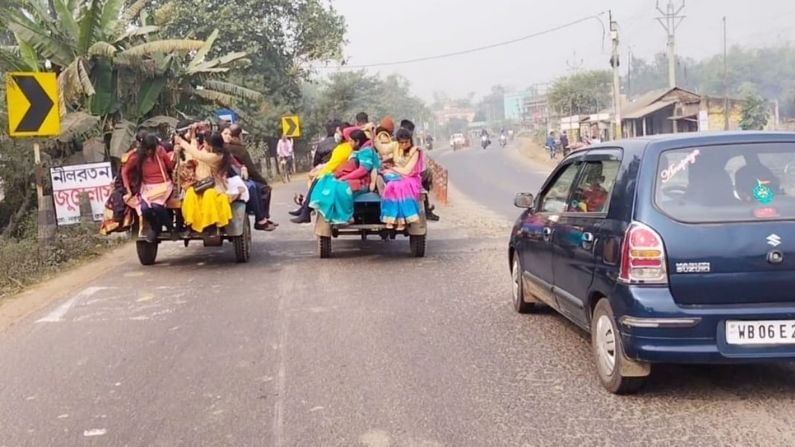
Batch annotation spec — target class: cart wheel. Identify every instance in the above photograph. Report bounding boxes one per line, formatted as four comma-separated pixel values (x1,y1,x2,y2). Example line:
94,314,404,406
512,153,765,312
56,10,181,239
136,241,158,265
409,234,426,258
319,236,332,259
234,218,251,263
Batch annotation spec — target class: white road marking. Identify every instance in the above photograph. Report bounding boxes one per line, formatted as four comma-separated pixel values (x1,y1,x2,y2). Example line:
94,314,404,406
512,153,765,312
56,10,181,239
36,287,107,323
83,428,107,437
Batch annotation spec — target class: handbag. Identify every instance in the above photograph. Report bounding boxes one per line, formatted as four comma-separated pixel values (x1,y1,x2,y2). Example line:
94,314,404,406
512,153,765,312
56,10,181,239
194,177,215,194
141,155,171,202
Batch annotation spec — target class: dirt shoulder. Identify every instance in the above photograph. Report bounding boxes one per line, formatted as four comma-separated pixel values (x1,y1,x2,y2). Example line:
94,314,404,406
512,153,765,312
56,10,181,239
0,242,134,333
513,137,561,170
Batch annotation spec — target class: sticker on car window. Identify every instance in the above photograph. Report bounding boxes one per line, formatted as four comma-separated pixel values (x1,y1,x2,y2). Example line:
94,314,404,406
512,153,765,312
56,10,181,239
752,179,775,205
660,149,701,183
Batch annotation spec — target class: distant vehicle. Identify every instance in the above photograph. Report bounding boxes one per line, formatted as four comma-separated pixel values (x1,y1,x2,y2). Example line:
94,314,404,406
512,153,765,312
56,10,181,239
509,132,795,394
481,134,490,150
450,133,466,151
499,134,508,147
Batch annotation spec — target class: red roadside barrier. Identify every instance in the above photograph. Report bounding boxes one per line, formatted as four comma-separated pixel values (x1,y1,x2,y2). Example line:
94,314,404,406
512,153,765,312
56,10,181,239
426,156,448,206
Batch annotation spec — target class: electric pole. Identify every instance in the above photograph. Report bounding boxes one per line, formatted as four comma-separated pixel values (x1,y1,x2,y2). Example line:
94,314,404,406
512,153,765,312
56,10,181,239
610,11,622,140
723,16,730,131
656,0,686,88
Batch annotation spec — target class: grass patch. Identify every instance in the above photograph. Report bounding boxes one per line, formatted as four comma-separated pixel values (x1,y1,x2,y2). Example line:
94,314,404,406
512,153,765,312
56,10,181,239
0,217,126,299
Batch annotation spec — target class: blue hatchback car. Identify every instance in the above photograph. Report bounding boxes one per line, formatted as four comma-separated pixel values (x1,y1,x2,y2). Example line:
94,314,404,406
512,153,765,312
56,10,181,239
509,132,795,394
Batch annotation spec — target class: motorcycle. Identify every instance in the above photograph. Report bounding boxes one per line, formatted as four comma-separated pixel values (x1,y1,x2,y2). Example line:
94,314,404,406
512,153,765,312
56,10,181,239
481,135,490,150
499,135,507,148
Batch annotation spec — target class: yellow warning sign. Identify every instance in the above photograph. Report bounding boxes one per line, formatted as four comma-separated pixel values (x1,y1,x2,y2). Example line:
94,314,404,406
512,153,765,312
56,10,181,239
6,72,60,137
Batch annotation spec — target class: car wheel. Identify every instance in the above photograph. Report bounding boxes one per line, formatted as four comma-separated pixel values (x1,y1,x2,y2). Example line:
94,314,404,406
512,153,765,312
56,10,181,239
591,298,649,394
512,257,535,314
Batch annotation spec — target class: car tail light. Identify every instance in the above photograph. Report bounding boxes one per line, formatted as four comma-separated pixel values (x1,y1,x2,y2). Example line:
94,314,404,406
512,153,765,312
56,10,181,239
619,222,668,285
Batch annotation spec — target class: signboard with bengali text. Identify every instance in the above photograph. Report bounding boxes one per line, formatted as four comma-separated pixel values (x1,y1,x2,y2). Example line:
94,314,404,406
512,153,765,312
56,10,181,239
50,162,114,225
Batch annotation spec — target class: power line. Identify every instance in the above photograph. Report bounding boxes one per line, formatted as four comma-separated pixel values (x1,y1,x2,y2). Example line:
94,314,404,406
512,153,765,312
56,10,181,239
316,12,608,70
655,0,686,88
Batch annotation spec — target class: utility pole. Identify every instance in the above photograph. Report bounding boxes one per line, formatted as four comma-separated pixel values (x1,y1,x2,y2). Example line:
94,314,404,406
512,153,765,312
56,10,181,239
627,46,633,99
610,11,622,140
723,16,730,131
656,0,686,88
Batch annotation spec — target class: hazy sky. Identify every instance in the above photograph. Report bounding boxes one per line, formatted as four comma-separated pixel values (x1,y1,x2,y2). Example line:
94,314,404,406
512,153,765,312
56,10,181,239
327,0,795,101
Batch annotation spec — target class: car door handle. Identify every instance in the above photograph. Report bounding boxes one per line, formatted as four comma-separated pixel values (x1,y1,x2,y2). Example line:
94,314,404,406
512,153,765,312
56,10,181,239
581,232,595,248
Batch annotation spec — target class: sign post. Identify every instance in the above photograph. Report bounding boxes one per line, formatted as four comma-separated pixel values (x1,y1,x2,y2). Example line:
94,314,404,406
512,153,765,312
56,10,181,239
281,115,301,138
5,72,61,242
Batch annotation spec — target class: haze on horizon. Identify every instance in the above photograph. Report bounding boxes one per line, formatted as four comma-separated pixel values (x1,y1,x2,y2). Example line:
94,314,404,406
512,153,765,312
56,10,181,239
328,0,795,101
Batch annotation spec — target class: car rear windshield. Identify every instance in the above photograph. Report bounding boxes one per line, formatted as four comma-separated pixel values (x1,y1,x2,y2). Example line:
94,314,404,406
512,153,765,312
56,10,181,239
655,142,795,223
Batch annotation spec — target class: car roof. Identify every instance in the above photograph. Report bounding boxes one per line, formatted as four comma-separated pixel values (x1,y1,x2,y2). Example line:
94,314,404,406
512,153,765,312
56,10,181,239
582,131,795,158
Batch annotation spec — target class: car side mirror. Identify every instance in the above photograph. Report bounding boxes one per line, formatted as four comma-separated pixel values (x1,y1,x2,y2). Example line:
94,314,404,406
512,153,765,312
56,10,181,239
514,192,534,209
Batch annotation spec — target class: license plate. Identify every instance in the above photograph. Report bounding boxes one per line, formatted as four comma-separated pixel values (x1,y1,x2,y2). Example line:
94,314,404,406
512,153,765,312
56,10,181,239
725,320,795,346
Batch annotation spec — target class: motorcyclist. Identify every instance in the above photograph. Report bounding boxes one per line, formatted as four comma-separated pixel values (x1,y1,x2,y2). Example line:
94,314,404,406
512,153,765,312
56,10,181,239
499,129,507,147
480,129,490,149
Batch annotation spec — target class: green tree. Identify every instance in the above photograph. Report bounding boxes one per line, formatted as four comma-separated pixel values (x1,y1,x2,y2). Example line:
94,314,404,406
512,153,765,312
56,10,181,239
548,70,612,117
739,93,769,130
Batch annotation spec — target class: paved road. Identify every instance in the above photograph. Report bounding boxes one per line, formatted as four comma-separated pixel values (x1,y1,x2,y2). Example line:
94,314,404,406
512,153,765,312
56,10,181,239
433,140,551,219
1,149,795,446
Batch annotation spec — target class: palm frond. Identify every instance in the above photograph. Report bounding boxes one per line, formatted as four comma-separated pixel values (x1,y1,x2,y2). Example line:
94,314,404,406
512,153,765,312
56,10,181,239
192,88,233,107
202,80,263,102
100,0,125,40
16,37,39,71
58,58,96,114
187,51,248,74
0,48,28,71
87,41,117,58
113,25,161,44
5,19,73,67
109,120,136,157
58,111,100,142
120,39,204,57
53,0,80,40
113,0,148,37
187,28,218,70
78,0,103,54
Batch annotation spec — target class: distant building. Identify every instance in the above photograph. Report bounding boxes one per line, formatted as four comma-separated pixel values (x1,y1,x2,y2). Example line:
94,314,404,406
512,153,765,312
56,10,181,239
621,87,747,137
503,90,533,121
434,105,475,125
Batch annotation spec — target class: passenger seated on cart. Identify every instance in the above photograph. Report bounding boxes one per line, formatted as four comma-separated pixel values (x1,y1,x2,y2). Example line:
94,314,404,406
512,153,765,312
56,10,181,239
380,128,425,231
225,172,249,204
122,133,175,242
308,130,372,225
290,125,356,224
175,130,233,233
337,131,381,193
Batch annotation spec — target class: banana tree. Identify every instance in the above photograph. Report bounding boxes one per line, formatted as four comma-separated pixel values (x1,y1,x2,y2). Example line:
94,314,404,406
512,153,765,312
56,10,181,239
1,0,262,156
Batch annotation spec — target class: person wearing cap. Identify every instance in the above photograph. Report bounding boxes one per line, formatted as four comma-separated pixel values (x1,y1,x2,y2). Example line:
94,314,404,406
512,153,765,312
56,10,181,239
313,119,341,168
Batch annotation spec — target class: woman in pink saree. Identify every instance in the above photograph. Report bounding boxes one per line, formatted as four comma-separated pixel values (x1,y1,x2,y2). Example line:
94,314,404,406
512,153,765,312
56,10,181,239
380,128,425,230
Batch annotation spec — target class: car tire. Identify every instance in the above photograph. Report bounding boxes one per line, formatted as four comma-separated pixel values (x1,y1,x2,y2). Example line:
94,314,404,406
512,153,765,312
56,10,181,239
591,298,649,394
512,257,535,314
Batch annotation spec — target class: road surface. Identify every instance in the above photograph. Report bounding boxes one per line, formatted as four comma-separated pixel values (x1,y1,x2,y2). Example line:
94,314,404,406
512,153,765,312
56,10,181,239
1,144,794,446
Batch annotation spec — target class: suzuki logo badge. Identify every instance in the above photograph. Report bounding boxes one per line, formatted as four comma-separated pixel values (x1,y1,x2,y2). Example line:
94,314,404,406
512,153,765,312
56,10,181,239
767,234,782,247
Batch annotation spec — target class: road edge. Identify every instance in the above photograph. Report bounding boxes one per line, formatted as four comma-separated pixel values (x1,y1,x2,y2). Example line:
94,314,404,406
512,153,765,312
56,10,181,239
0,242,135,333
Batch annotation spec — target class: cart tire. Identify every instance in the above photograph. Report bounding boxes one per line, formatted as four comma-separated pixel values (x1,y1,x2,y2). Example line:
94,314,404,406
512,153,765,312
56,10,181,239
410,234,426,258
234,218,251,263
319,236,332,259
136,241,158,266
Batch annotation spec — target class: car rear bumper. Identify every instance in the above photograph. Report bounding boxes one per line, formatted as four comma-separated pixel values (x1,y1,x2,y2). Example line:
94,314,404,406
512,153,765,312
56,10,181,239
613,286,795,364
